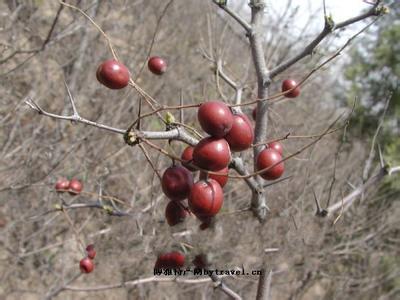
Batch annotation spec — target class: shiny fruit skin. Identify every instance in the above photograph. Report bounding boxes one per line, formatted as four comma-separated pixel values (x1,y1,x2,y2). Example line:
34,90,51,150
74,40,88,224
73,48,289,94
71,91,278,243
68,179,83,195
161,166,193,201
256,148,285,180
148,56,167,75
181,146,196,171
165,201,188,226
96,59,130,89
55,178,69,192
225,114,254,152
193,137,231,171
86,244,96,259
281,79,300,98
201,167,228,188
188,179,223,218
197,101,233,137
80,257,94,273
154,251,185,269
267,141,283,155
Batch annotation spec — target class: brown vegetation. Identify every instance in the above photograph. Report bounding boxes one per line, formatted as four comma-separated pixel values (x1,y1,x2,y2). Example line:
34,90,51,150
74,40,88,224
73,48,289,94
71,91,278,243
0,1,398,299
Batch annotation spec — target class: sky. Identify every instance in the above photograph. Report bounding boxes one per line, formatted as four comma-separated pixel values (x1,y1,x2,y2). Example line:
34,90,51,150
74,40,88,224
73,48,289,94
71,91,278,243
312,0,370,22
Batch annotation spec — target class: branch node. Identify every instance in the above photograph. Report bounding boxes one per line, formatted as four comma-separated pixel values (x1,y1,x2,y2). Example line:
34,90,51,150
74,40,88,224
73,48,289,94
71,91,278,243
316,209,328,218
214,0,227,7
102,205,114,215
324,15,336,32
124,130,141,146
375,5,390,15
249,0,266,9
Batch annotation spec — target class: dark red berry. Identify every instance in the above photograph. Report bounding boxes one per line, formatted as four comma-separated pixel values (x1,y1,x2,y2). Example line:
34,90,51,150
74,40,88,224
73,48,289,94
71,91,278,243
96,59,130,89
79,257,94,273
189,179,223,218
68,179,83,195
193,137,231,171
55,178,69,192
161,166,193,201
281,79,300,98
267,141,283,155
165,201,188,226
148,56,167,75
155,251,185,270
86,244,96,259
256,148,285,180
198,101,233,137
225,113,254,152
181,146,197,171
201,167,228,188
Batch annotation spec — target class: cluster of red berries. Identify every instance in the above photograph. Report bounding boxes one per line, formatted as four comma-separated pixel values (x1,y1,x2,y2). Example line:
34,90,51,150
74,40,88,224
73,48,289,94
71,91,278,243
55,178,83,195
162,98,290,229
95,56,298,269
79,244,96,274
161,100,255,229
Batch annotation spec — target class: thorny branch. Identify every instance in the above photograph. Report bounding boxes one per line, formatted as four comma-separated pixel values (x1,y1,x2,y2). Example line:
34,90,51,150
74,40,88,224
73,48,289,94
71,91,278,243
327,164,400,216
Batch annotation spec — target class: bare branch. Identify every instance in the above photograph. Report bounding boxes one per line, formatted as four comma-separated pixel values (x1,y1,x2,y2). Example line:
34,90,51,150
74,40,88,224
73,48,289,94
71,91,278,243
212,1,252,33
388,166,400,176
209,273,242,300
45,273,81,300
363,94,391,181
248,0,271,221
263,175,293,188
256,267,272,300
25,97,198,145
217,59,238,90
64,80,79,117
0,3,64,65
269,3,385,78
327,165,400,215
231,157,261,194
52,202,131,217
25,97,126,135
64,274,235,292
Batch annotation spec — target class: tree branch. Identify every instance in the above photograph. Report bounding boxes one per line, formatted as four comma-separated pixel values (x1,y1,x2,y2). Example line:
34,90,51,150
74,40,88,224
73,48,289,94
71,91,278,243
247,0,271,222
209,273,242,300
269,3,385,78
327,165,400,215
211,1,252,33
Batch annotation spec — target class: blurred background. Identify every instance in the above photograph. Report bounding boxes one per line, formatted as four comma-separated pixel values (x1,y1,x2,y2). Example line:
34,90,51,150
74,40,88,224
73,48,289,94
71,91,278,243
0,0,398,299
